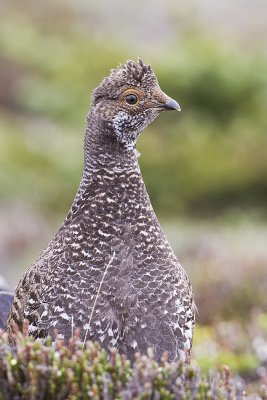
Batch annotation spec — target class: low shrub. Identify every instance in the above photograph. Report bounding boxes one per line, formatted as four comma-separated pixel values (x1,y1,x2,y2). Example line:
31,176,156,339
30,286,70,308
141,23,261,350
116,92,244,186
0,332,266,399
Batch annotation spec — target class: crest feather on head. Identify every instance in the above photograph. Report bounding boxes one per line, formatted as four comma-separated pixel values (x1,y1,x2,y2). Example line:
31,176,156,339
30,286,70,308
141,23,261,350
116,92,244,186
93,59,158,102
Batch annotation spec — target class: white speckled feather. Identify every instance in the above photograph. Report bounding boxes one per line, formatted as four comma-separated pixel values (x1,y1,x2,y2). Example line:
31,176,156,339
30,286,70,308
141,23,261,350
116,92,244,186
7,60,195,362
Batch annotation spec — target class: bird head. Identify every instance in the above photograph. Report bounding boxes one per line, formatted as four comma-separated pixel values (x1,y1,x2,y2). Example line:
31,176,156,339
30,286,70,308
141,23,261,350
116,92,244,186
90,59,180,151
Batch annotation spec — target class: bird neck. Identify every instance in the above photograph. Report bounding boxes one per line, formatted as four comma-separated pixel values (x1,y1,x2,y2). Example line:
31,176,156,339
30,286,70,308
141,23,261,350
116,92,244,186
73,110,142,202
83,110,140,177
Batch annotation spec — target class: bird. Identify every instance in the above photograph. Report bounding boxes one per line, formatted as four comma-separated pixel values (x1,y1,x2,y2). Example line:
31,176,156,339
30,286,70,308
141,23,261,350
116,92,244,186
7,59,195,362
0,292,14,330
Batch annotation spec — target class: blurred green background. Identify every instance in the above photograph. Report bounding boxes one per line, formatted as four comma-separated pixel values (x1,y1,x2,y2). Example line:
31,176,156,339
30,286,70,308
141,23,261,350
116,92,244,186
0,0,267,389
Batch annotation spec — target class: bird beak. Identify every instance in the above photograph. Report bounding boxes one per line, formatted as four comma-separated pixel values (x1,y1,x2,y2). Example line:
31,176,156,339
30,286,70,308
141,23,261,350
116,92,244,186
162,97,181,111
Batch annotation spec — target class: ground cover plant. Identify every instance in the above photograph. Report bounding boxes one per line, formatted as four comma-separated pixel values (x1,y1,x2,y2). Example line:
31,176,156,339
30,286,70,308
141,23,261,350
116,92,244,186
0,327,266,400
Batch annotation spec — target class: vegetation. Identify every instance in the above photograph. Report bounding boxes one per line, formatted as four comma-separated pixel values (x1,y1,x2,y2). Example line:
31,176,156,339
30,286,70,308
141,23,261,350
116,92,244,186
0,327,266,400
0,2,266,220
0,1,266,398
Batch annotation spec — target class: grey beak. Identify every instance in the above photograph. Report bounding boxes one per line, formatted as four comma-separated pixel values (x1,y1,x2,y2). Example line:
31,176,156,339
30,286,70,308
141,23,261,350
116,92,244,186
163,98,181,111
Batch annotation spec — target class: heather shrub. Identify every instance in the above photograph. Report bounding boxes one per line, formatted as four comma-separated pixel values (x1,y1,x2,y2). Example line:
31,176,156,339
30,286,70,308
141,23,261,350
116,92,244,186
0,331,266,400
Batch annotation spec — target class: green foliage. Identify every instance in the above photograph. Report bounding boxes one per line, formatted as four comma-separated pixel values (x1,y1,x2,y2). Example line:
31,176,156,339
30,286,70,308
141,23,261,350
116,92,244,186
141,40,267,217
193,311,267,384
0,4,266,219
0,4,266,398
0,332,264,400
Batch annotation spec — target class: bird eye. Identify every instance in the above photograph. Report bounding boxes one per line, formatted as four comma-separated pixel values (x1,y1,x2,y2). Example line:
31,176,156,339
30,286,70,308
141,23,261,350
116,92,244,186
125,94,138,105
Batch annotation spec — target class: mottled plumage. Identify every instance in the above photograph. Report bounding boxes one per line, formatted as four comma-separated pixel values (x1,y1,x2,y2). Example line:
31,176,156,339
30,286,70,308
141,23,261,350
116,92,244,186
0,292,13,330
7,60,195,361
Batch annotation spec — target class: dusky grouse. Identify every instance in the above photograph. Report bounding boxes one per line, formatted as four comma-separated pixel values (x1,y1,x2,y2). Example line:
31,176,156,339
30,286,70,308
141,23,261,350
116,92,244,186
7,60,195,362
